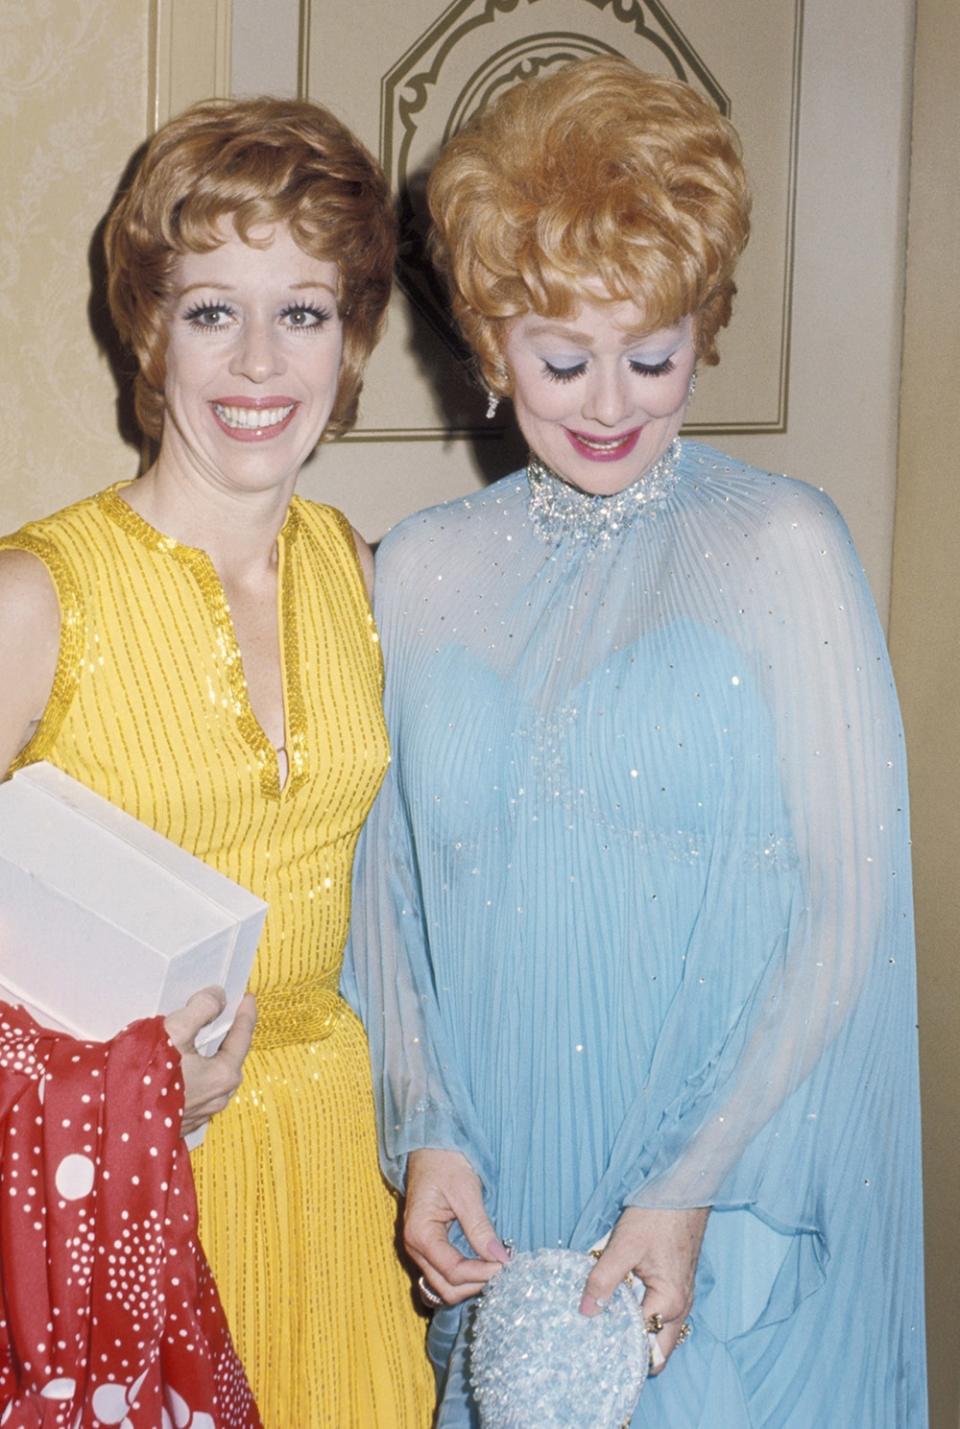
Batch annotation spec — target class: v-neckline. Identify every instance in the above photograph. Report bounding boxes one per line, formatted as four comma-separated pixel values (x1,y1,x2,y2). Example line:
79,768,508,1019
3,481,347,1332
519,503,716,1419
98,483,307,801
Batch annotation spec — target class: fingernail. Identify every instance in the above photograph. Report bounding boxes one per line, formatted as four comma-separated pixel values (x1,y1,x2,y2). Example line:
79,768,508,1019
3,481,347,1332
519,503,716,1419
648,1334,666,1370
486,1237,510,1265
579,1293,606,1317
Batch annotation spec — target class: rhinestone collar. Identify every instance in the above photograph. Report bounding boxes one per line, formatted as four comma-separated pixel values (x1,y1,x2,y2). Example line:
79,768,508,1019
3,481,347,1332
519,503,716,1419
526,439,681,548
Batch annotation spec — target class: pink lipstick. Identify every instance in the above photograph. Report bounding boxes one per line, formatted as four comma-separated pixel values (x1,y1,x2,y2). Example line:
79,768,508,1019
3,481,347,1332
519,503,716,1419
210,395,299,442
563,426,643,462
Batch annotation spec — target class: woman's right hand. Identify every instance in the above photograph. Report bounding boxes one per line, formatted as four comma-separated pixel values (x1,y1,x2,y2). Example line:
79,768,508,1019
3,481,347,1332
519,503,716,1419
164,987,257,1137
404,1148,509,1304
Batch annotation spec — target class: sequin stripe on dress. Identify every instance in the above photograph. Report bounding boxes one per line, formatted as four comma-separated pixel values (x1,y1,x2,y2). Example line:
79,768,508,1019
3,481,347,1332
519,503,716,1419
0,530,85,773
324,506,385,694
97,486,308,802
251,966,345,1050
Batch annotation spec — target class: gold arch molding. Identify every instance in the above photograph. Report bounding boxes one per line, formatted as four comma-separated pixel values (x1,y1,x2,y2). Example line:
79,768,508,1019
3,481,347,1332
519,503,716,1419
309,0,802,440
380,7,728,395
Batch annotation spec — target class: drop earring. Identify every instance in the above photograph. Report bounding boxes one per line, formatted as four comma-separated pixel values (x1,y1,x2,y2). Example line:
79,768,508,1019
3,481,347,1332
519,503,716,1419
687,367,698,402
485,390,500,420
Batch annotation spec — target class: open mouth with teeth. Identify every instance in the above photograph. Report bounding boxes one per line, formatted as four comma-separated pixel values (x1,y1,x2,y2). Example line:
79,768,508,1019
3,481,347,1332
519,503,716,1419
211,401,298,440
564,426,643,461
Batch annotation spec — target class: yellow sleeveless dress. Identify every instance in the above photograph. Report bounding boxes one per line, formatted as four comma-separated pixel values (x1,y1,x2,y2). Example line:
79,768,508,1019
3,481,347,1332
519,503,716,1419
1,487,435,1428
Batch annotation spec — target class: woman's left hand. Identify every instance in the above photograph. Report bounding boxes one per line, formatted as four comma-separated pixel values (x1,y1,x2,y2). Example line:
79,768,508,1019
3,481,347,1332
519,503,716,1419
164,988,257,1137
579,1205,709,1375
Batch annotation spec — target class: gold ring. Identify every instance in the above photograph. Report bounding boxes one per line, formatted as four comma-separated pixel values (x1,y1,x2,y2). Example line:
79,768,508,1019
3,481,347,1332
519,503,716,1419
677,1320,692,1344
417,1274,444,1310
644,1312,664,1334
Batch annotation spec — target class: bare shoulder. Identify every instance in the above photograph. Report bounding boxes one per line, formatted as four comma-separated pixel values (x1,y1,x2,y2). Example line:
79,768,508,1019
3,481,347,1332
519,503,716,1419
349,524,375,601
0,548,61,770
0,547,61,633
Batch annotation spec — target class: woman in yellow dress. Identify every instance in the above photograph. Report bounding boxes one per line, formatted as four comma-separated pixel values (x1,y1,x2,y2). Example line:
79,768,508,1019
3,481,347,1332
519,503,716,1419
0,98,435,1427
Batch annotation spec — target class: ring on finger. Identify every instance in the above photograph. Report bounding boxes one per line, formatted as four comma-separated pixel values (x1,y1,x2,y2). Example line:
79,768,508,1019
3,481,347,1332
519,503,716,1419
417,1274,444,1310
644,1312,664,1334
677,1320,693,1345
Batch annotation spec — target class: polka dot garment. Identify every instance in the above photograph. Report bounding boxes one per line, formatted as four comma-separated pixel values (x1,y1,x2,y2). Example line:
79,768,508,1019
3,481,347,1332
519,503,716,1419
0,1004,260,1428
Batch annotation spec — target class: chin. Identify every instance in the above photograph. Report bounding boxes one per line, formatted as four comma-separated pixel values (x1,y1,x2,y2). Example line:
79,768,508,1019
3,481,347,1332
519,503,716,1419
557,459,649,497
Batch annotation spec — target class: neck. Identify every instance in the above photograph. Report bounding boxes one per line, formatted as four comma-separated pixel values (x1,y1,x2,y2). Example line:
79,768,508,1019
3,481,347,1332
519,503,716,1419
124,452,296,579
525,439,682,548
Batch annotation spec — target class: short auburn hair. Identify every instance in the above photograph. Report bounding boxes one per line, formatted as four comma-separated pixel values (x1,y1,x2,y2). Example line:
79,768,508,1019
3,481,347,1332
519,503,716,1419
427,57,751,395
105,97,396,440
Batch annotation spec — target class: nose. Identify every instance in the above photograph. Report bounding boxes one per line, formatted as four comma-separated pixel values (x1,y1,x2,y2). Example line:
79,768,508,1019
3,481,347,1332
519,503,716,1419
581,363,633,429
228,317,285,383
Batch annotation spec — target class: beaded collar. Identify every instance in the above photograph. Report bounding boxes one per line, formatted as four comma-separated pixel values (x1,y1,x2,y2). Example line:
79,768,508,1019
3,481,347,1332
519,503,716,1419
526,438,682,548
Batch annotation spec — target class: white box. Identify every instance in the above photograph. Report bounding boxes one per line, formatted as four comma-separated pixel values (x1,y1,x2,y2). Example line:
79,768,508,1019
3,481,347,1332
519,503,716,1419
0,761,267,1058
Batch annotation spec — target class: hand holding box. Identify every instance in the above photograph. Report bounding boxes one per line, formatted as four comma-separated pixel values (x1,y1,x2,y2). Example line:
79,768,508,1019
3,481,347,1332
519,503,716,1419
0,762,268,1143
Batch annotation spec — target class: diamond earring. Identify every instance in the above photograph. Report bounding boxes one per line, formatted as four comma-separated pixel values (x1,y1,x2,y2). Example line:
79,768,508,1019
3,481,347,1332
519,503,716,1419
485,390,500,420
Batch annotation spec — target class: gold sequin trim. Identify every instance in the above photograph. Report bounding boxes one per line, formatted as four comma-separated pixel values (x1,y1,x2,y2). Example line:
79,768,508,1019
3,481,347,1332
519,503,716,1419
97,487,307,801
278,512,308,792
0,532,84,773
252,967,344,1050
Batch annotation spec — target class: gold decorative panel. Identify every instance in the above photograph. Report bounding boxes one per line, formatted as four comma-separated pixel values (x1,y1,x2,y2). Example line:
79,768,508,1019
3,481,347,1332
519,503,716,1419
149,0,233,129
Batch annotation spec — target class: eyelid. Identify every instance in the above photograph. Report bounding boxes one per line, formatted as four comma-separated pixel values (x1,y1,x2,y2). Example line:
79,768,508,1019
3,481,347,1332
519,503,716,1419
628,355,676,377
542,358,587,382
278,300,331,319
183,298,236,319
629,350,673,364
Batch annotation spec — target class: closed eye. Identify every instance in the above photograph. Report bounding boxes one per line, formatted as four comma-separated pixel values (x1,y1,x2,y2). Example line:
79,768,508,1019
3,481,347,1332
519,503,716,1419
628,356,676,377
542,360,587,383
543,356,677,382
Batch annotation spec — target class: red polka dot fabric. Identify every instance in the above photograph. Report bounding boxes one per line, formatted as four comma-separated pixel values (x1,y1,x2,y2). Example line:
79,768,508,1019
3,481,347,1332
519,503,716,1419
0,1004,260,1427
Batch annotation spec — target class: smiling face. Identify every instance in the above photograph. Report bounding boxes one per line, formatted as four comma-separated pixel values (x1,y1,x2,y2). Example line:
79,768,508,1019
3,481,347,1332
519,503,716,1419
503,294,697,495
160,219,343,496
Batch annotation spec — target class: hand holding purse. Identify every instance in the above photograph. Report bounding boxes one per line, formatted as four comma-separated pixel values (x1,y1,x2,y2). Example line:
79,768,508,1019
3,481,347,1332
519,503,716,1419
469,1247,651,1427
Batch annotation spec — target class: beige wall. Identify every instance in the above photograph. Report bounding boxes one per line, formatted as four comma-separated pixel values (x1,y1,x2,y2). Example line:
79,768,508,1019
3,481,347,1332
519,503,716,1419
0,2,150,531
0,0,233,537
888,0,960,1425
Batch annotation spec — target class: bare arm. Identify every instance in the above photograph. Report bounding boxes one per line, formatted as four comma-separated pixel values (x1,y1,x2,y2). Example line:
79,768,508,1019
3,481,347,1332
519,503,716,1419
350,525,375,602
0,553,255,1138
0,550,60,775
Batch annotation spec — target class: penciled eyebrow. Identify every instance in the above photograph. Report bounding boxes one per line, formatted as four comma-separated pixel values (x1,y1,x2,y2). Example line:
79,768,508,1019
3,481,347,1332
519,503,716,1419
524,321,680,347
174,280,338,300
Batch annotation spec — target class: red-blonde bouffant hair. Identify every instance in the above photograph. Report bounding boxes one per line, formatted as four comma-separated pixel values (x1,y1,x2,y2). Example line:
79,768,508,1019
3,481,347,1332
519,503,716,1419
427,57,751,397
105,97,396,441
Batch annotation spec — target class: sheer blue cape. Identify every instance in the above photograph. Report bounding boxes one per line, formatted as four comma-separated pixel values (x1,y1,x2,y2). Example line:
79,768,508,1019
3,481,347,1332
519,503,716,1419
345,442,927,1427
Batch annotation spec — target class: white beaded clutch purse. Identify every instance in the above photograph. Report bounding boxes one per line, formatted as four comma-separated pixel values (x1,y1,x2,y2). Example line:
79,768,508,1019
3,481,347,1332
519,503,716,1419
469,1248,650,1428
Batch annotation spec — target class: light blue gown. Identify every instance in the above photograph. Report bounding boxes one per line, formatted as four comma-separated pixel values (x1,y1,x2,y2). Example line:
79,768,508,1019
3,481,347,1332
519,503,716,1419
345,441,927,1427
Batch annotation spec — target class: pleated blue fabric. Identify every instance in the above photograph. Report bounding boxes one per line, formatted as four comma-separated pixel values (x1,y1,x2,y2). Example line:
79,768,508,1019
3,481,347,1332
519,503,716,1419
345,441,927,1427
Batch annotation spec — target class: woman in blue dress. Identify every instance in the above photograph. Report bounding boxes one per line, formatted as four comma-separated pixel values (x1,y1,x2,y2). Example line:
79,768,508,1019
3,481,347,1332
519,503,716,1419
347,57,927,1426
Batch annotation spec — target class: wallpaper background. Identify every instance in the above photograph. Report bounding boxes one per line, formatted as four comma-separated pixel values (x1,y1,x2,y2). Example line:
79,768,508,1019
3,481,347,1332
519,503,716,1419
1,3,149,527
